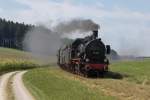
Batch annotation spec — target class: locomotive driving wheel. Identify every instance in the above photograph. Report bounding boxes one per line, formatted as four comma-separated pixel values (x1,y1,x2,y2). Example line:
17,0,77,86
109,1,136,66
75,64,80,75
83,70,90,77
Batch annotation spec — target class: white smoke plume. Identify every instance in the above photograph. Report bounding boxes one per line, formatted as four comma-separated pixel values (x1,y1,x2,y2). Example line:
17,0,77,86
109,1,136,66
23,19,100,63
24,26,61,55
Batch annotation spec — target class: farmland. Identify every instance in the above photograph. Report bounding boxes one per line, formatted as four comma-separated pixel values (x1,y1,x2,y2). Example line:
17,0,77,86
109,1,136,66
111,59,150,85
23,59,150,100
23,67,115,100
1,47,150,100
0,47,38,75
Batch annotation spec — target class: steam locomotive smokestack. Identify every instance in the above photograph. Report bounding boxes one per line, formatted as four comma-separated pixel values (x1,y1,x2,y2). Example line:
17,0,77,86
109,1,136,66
93,30,98,39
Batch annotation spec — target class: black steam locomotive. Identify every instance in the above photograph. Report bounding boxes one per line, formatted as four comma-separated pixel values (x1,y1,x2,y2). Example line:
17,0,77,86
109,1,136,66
57,30,111,77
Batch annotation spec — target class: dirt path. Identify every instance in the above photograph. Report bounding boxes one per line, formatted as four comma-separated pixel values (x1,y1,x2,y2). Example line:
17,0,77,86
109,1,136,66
12,71,35,100
0,72,17,100
0,71,35,100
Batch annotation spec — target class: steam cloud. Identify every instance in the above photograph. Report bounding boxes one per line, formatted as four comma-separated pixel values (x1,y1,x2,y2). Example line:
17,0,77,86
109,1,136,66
24,26,61,55
23,19,99,63
54,19,100,34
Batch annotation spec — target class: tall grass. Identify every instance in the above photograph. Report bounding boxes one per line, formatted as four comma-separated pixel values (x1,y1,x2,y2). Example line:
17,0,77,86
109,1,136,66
0,47,39,75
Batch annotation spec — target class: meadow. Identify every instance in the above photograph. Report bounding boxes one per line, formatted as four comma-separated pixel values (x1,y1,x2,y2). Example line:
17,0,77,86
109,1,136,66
23,67,115,100
1,47,150,100
0,47,39,75
23,59,150,100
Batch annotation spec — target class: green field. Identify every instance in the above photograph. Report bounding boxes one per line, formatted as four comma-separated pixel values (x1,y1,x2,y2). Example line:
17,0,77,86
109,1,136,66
1,47,150,100
23,59,150,100
0,47,39,75
111,59,150,84
23,67,115,100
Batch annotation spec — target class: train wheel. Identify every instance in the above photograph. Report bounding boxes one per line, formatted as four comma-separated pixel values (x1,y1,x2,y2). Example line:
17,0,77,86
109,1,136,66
75,64,80,75
98,71,105,78
101,72,104,78
72,64,76,74
84,70,89,77
104,67,109,73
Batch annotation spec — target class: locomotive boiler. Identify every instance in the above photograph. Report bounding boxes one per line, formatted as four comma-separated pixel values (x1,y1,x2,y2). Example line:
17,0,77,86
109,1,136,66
57,30,111,77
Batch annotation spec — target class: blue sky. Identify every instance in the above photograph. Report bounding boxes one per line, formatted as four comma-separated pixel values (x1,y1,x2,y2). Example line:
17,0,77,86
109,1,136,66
0,0,150,12
0,0,150,56
0,0,29,11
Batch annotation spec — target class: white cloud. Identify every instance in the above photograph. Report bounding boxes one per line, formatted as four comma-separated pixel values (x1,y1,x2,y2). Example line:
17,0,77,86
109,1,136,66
13,0,107,24
13,0,150,24
3,0,150,56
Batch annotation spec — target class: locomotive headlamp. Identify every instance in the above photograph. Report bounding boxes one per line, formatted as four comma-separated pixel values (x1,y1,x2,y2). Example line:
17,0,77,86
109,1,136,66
104,59,107,62
86,58,89,62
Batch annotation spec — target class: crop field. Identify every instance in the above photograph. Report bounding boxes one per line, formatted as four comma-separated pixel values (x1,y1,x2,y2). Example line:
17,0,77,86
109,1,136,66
23,59,150,100
23,67,115,100
111,59,150,85
0,47,39,75
1,47,150,100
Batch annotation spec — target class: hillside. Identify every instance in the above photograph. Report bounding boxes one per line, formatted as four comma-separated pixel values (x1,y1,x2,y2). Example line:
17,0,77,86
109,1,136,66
0,47,38,75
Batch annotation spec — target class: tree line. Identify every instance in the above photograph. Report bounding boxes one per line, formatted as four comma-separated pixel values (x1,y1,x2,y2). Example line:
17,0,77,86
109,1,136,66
0,18,34,49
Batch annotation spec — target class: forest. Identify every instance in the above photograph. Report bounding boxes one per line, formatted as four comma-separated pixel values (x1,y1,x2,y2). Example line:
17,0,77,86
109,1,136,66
0,18,33,49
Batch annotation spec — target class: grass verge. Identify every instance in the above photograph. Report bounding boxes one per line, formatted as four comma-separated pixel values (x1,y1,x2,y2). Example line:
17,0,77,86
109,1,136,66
23,59,150,100
23,67,115,100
